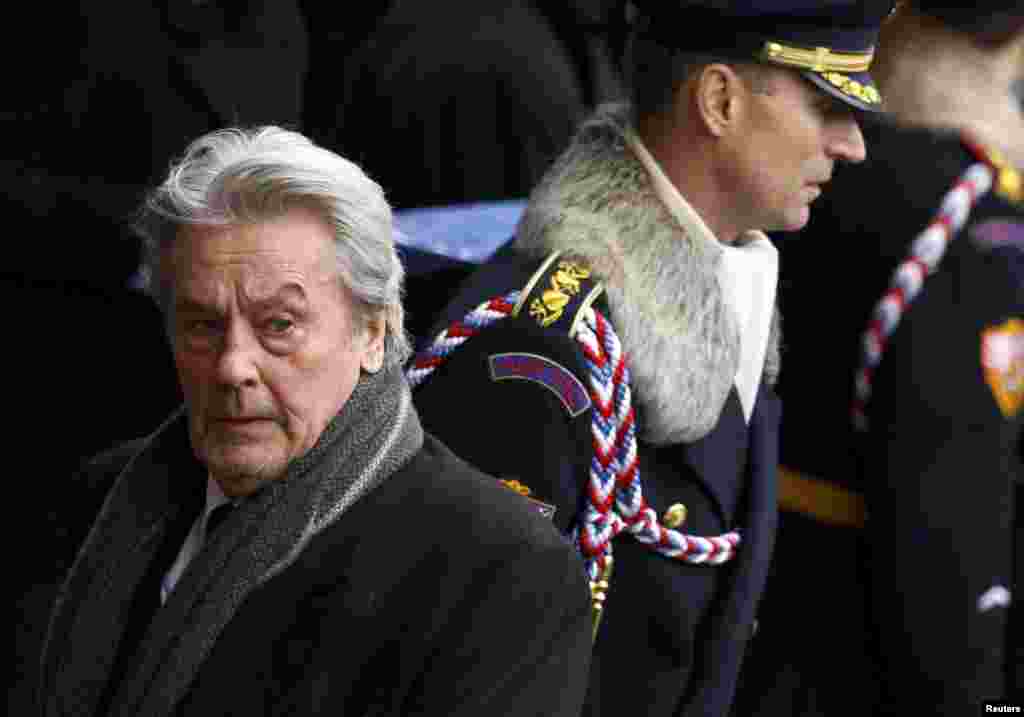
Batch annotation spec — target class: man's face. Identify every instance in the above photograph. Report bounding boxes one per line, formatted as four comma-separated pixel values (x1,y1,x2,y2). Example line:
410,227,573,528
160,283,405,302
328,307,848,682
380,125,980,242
167,207,380,497
724,68,867,232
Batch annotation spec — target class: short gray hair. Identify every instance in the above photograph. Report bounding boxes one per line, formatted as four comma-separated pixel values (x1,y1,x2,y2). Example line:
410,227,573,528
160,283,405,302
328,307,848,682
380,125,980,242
624,15,773,123
135,126,410,368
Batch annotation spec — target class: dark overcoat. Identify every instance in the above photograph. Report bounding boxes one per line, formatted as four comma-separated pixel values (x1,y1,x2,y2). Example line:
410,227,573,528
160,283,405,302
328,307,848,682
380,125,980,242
42,419,592,717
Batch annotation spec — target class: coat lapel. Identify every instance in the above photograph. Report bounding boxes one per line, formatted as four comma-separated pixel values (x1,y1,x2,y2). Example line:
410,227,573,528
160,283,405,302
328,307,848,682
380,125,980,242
41,415,199,717
688,386,781,708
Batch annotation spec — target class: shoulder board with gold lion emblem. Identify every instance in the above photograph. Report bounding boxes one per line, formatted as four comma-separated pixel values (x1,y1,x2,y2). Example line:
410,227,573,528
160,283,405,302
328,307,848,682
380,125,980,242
511,250,605,338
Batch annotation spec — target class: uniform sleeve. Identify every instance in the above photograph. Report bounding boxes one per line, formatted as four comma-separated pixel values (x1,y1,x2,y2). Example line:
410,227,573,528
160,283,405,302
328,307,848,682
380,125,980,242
413,319,594,537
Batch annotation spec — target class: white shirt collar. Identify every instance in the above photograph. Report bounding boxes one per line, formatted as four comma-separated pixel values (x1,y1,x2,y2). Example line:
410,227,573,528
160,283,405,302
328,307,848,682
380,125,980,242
205,474,232,514
161,475,237,605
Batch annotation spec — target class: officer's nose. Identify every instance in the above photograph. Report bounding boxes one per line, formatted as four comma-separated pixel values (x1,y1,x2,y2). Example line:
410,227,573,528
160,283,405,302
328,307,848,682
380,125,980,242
828,117,867,164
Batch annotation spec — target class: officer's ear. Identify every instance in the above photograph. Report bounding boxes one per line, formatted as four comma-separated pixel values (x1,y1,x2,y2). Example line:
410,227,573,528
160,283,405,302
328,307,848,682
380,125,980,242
695,63,747,137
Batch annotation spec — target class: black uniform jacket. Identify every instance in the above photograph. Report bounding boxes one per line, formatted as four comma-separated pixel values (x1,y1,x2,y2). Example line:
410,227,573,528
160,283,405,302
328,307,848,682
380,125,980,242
733,118,1023,715
46,428,592,717
413,244,781,717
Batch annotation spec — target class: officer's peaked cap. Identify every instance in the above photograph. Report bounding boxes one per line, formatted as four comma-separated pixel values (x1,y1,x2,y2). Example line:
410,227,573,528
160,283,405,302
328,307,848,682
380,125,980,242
629,0,897,112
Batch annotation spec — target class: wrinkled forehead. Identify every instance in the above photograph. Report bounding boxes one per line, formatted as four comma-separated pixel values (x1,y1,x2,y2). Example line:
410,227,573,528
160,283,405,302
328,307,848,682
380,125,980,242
164,214,342,305
172,271,315,312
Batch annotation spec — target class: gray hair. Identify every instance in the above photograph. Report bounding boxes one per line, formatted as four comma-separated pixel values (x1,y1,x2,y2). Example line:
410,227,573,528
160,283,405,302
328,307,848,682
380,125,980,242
134,125,410,368
623,15,773,123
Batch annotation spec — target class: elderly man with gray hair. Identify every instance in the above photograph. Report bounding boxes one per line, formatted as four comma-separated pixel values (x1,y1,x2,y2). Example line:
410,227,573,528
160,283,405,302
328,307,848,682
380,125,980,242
39,127,592,717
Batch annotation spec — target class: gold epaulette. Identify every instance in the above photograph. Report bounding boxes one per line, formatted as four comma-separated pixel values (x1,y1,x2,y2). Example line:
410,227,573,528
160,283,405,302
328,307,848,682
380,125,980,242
512,250,605,338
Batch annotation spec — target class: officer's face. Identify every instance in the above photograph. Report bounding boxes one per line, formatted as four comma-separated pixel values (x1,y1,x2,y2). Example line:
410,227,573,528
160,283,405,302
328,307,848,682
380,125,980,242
166,207,384,497
727,68,866,232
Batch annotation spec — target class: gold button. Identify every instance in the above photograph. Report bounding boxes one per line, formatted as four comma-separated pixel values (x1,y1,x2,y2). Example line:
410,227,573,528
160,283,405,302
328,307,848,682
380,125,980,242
663,503,687,529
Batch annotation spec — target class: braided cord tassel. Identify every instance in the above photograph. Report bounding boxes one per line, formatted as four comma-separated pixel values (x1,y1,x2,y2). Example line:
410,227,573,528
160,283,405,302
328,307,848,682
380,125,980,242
407,294,743,586
572,307,741,582
852,163,995,430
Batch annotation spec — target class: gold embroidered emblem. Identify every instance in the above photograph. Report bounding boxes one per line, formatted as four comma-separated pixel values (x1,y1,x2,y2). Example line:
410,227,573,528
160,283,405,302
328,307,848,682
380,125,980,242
981,318,1024,418
498,478,557,521
528,261,592,327
500,479,532,497
823,71,881,105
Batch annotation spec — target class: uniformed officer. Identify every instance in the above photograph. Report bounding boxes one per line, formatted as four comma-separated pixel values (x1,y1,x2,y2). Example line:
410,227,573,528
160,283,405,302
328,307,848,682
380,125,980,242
406,1,893,715
732,1,1024,714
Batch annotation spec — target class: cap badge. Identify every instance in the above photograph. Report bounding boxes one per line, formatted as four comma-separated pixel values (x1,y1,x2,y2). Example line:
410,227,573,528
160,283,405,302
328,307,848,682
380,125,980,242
823,72,881,105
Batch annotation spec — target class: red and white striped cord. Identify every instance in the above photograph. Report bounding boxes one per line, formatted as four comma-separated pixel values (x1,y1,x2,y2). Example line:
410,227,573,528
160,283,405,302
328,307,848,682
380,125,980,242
852,161,995,429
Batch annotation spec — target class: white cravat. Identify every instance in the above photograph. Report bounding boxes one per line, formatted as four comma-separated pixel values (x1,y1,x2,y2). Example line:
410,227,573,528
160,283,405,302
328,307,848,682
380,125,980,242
716,239,778,421
160,476,233,605
626,130,779,422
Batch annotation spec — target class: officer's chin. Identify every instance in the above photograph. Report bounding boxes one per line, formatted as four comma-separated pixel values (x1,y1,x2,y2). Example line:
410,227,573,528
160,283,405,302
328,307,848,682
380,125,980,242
780,204,812,233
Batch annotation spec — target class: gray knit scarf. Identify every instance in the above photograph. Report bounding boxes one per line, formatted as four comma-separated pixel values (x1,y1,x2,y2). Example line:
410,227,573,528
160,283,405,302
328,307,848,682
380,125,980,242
41,364,423,717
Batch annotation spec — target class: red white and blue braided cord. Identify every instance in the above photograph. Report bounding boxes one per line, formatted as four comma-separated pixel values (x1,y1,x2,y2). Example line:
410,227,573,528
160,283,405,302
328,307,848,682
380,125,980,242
852,162,995,430
407,291,521,389
407,290,741,582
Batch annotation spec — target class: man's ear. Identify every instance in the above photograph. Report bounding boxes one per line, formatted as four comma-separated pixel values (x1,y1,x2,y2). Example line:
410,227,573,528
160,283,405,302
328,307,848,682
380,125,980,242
695,63,746,137
360,314,387,373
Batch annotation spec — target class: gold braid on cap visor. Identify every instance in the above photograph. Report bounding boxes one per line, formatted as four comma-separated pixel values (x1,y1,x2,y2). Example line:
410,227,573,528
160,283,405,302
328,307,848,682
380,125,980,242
759,41,881,105
759,41,873,72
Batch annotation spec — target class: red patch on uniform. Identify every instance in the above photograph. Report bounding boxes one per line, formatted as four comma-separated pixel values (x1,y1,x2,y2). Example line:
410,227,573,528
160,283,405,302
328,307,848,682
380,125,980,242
488,352,590,417
981,318,1024,418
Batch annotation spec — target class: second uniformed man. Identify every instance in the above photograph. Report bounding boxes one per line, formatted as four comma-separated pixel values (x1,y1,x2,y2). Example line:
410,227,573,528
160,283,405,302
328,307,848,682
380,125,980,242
734,1,1024,713
408,1,894,715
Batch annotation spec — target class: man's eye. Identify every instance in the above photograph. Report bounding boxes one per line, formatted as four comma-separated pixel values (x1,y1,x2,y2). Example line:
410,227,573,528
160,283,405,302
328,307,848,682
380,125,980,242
265,317,294,334
817,98,850,119
186,319,221,334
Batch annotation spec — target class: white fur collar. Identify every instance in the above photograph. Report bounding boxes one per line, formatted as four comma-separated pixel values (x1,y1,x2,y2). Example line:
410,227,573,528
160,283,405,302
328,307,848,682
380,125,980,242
513,103,781,445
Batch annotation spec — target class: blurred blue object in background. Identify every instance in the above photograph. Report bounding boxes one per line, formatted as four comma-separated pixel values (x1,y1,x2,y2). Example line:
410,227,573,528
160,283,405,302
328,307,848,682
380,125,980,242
394,199,527,266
